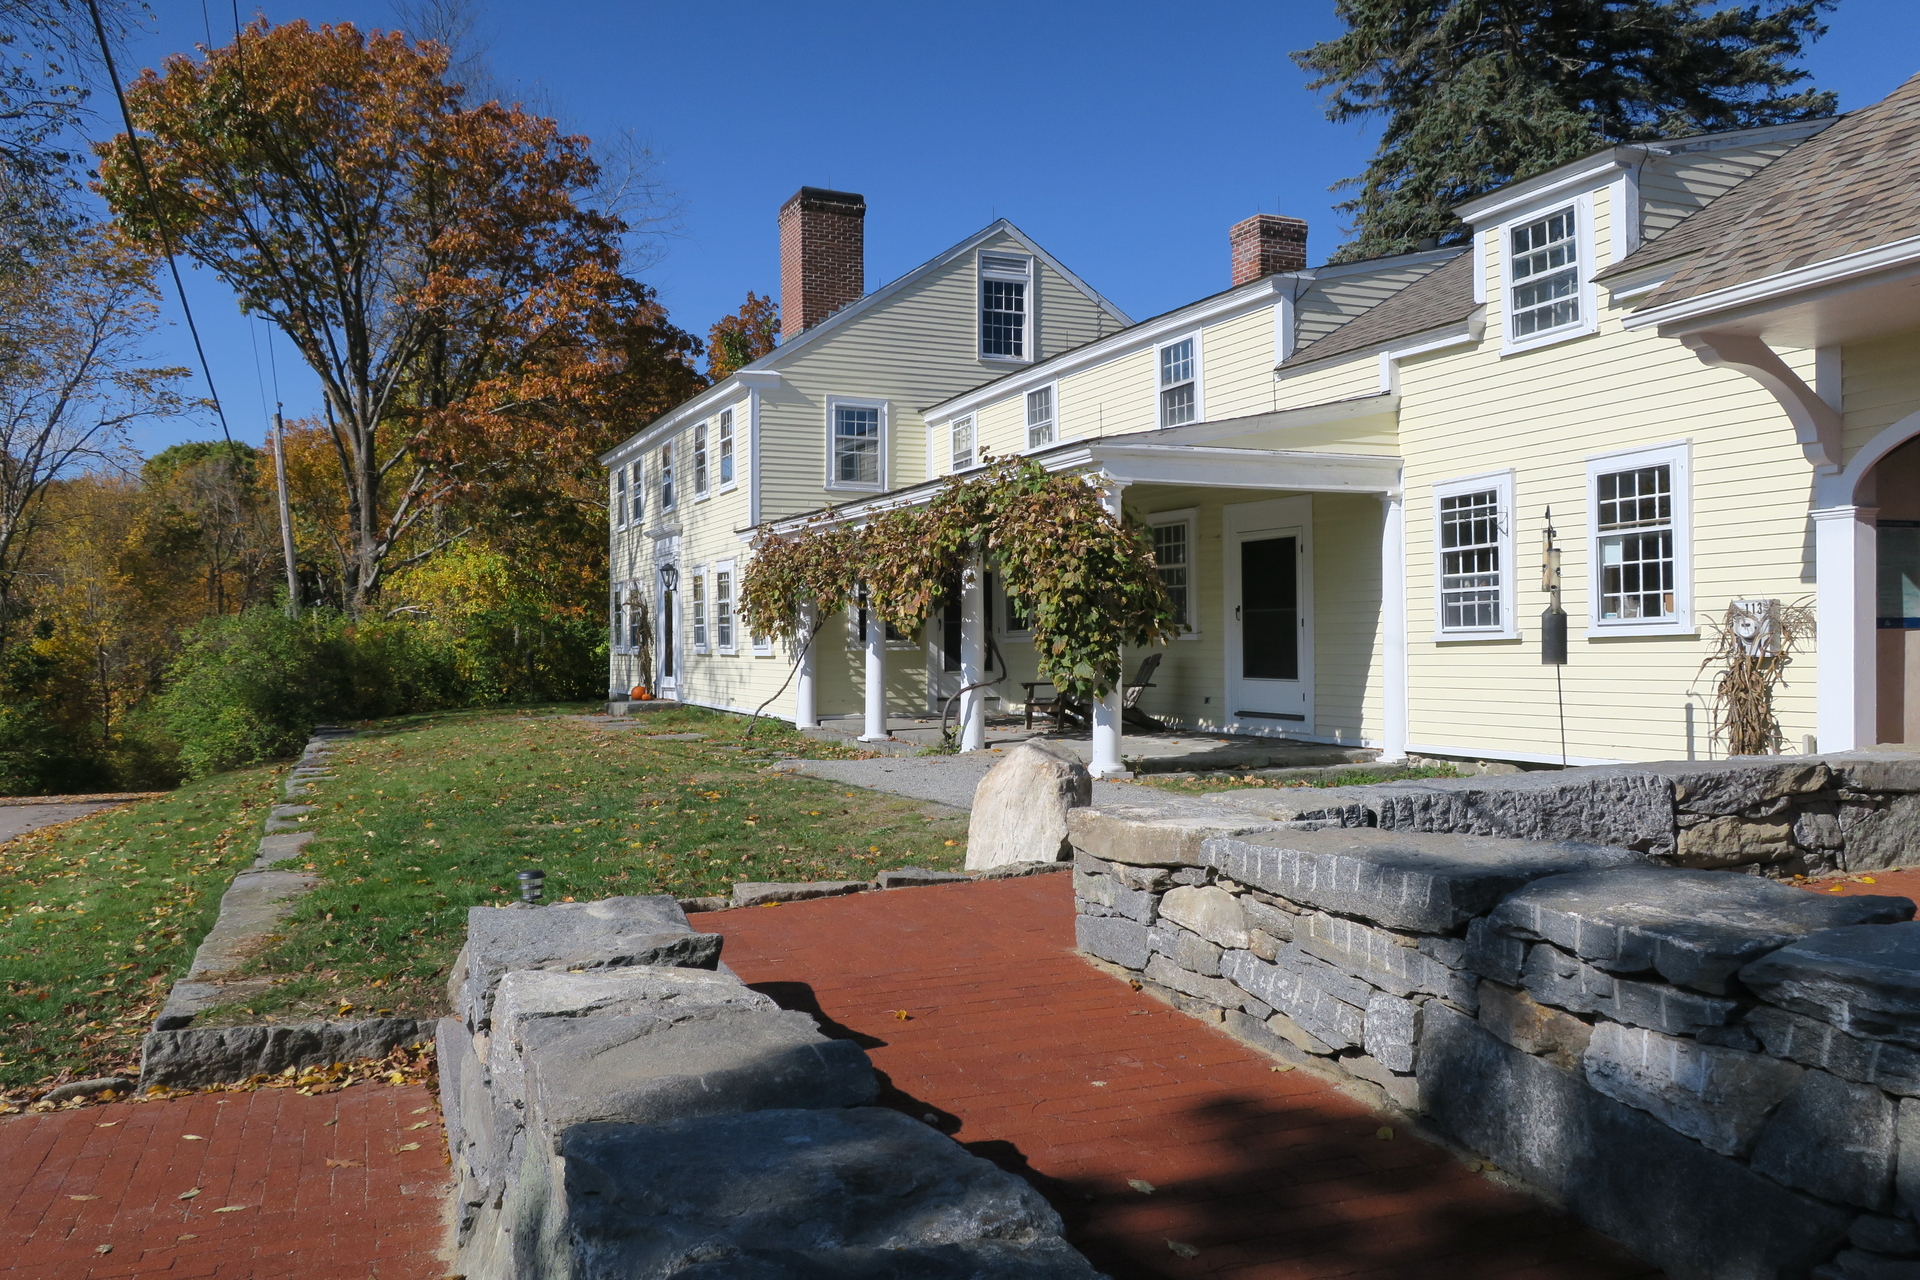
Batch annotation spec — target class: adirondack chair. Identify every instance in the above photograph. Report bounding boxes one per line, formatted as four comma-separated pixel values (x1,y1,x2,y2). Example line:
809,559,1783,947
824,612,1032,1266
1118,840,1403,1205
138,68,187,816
1022,653,1165,732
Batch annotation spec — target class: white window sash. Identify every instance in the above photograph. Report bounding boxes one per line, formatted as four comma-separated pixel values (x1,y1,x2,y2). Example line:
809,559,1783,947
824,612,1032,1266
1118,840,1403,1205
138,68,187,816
979,253,1032,361
716,561,736,654
1025,385,1055,450
690,569,708,653
1144,508,1200,638
1155,334,1201,428
1585,442,1692,636
1499,193,1598,354
825,397,887,491
660,442,676,510
950,417,975,472
717,410,736,489
693,424,710,497
1431,471,1517,640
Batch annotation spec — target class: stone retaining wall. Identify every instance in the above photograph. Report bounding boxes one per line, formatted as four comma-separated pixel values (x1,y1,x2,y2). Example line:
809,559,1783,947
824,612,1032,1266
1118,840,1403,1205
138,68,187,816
1071,750,1920,1280
440,894,1101,1279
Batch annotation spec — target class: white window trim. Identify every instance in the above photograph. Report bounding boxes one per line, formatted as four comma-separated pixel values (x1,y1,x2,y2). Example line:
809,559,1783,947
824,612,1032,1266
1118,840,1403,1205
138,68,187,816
1431,470,1519,641
659,440,677,511
1144,507,1201,639
824,395,888,492
978,251,1035,364
1586,440,1693,638
689,564,709,655
1500,192,1598,356
627,462,643,527
1023,383,1058,453
692,421,711,500
752,631,773,657
948,415,978,473
716,408,739,494
715,558,738,655
1154,332,1203,429
612,470,627,530
994,572,1032,641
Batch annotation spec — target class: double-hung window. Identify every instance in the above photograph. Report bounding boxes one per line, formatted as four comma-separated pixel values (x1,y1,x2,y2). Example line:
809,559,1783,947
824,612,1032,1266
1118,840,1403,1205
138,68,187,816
691,571,708,653
614,468,628,528
829,399,884,489
1146,510,1197,633
1509,207,1581,340
950,417,975,472
627,464,643,525
715,565,735,653
1159,338,1196,427
1026,386,1055,449
626,585,642,649
979,254,1030,359
693,424,710,497
717,410,735,487
1433,473,1514,636
660,442,676,510
1589,444,1689,633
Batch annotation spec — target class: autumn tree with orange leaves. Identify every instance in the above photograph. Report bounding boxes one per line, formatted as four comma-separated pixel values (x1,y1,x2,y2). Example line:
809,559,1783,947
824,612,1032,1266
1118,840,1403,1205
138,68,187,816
707,292,779,381
97,19,704,615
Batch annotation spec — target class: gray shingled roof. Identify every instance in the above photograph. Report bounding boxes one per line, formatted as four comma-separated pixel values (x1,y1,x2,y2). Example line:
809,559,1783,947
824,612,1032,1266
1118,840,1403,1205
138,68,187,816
1603,71,1920,308
1281,252,1474,368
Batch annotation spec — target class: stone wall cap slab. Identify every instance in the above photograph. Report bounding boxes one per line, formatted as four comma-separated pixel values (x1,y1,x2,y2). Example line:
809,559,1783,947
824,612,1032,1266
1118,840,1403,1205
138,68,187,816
1740,922,1920,1048
1067,805,1273,867
1491,866,1914,994
731,880,871,908
1204,828,1642,933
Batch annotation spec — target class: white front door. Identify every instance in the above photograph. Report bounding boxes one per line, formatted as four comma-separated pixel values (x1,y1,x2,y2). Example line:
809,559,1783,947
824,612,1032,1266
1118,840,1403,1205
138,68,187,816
1224,496,1313,735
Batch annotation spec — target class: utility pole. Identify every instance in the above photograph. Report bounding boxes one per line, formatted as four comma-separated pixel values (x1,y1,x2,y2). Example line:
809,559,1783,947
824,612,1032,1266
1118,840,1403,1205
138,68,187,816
272,409,299,618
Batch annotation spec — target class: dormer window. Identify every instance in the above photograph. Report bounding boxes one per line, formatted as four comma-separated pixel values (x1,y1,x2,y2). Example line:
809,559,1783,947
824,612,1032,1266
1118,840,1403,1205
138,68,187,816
1159,338,1196,427
950,417,974,471
1510,207,1580,339
980,254,1030,359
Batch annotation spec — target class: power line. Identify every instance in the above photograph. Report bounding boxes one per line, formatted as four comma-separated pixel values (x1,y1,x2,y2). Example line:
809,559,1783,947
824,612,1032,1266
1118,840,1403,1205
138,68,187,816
84,0,233,444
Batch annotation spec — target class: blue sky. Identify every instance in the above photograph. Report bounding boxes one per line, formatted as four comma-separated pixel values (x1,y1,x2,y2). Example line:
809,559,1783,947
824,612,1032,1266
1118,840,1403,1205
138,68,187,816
96,0,1920,455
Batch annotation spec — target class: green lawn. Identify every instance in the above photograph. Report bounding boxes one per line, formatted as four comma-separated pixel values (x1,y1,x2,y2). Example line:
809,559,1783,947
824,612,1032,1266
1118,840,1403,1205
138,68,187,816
0,703,969,1099
0,766,281,1097
191,705,968,1027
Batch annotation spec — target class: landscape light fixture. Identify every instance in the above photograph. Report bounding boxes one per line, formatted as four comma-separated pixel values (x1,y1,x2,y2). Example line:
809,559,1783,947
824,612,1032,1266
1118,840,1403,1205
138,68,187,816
518,869,546,904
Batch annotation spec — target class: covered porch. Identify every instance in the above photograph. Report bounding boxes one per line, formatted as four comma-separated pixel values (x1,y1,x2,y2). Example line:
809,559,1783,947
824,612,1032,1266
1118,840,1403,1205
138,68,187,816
786,439,1406,778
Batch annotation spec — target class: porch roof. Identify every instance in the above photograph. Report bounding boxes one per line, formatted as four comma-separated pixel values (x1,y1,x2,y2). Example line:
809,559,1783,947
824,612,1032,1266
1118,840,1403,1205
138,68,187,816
760,432,1402,535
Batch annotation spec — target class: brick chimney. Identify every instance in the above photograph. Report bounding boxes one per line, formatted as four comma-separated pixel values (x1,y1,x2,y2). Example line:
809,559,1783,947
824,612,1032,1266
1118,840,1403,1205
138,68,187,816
1230,213,1308,286
779,187,866,340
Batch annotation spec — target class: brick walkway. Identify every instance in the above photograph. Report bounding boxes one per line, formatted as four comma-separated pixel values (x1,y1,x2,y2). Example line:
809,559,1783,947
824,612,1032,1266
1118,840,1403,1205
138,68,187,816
0,1083,447,1279
695,874,1658,1280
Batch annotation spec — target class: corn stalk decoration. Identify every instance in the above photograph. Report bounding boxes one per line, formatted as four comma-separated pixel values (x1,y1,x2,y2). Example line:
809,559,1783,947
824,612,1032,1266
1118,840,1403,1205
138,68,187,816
741,456,1176,700
1694,597,1816,756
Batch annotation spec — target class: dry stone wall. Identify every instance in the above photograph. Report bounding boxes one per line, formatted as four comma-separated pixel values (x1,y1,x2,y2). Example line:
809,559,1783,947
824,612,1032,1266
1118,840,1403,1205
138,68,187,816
1071,749,1920,1280
440,895,1102,1280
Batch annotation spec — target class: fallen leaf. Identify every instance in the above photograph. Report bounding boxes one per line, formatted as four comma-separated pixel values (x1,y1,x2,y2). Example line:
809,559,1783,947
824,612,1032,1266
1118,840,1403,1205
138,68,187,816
1463,1159,1484,1172
1270,1064,1294,1072
213,1205,250,1213
177,1188,201,1200
69,1194,99,1201
1128,978,1143,992
1863,876,1879,884
94,1121,117,1128
408,1120,432,1130
395,1142,421,1152
1090,1080,1107,1087
1375,1127,1394,1140
95,1244,112,1255
181,1134,205,1141
324,1158,362,1169
322,1119,338,1126
410,1106,433,1115
177,1234,197,1241
1128,1179,1156,1194
1167,1240,1200,1259
891,1010,912,1021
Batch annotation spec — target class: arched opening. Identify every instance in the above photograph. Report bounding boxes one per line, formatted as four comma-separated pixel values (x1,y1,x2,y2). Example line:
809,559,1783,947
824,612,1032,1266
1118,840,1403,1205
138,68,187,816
1871,434,1920,742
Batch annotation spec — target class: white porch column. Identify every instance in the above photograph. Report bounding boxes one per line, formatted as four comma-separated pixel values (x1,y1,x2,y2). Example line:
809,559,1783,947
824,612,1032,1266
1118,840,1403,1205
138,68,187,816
1090,478,1130,778
793,603,819,730
860,597,888,741
1814,505,1878,751
1378,492,1408,763
959,561,987,751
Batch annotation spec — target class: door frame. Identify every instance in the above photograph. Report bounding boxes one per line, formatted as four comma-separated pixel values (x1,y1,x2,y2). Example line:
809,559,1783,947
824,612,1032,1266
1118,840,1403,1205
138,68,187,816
1223,495,1314,737
656,558,680,699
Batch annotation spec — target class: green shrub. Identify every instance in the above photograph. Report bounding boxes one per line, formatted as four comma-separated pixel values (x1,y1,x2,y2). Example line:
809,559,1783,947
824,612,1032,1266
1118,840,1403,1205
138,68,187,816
158,606,357,777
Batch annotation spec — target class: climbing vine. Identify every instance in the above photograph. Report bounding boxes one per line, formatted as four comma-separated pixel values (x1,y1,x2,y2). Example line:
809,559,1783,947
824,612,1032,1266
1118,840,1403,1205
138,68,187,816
740,456,1176,699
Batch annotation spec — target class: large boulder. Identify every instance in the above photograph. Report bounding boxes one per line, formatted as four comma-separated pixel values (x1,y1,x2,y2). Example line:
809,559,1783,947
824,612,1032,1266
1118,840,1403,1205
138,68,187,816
966,741,1091,871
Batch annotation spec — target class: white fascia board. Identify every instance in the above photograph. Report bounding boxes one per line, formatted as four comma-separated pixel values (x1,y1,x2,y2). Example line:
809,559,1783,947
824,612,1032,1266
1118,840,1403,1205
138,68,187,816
925,276,1291,424
1623,234,1920,334
1652,115,1836,155
1454,149,1641,227
1111,393,1400,447
1086,442,1403,494
599,380,756,468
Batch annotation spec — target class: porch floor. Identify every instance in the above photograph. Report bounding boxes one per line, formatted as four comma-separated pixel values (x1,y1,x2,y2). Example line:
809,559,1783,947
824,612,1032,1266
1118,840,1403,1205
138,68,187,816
804,714,1377,774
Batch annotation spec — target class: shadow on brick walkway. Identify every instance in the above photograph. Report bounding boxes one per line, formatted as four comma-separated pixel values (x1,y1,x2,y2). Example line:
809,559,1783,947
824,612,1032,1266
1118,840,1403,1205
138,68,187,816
697,874,1663,1280
0,1083,447,1279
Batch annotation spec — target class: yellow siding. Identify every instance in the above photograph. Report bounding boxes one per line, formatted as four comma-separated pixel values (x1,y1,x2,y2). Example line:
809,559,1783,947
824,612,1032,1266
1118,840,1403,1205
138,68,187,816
1841,326,1920,462
1199,307,1282,421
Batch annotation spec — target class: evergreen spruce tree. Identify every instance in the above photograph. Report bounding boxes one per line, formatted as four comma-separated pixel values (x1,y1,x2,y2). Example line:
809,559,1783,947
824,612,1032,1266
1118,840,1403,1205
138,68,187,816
1294,0,1839,260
